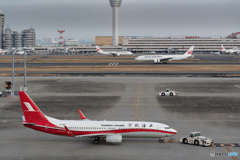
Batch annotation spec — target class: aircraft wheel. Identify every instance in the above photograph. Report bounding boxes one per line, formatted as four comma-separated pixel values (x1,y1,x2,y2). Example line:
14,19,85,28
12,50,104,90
158,138,164,143
93,138,99,145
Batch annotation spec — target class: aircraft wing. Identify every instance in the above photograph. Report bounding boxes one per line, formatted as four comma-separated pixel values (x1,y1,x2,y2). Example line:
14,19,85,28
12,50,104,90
110,52,118,56
156,57,174,61
75,133,111,138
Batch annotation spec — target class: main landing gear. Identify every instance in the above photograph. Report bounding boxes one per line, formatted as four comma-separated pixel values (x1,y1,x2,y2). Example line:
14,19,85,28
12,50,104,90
158,138,165,143
93,138,100,145
158,138,174,143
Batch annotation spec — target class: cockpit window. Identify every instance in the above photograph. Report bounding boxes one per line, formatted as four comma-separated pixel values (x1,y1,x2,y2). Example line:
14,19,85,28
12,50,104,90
164,127,170,129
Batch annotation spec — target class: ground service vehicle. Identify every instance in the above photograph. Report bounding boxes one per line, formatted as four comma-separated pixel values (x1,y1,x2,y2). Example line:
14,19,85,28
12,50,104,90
158,89,178,96
180,132,214,147
5,81,12,93
0,91,2,97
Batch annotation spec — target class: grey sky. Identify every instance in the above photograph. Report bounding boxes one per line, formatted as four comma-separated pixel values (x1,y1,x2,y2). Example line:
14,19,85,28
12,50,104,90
0,0,239,40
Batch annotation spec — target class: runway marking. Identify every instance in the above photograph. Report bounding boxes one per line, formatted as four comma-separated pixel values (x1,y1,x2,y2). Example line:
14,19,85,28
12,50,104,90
0,97,17,108
130,82,142,121
226,147,237,160
108,63,119,65
30,84,48,92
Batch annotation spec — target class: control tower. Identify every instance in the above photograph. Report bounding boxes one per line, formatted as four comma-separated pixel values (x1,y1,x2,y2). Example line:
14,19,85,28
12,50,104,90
109,0,122,46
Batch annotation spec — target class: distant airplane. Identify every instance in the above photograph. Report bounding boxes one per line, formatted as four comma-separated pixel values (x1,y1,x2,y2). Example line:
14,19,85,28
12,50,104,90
0,49,7,54
19,91,177,144
15,50,25,55
221,45,240,54
95,46,133,57
135,46,194,64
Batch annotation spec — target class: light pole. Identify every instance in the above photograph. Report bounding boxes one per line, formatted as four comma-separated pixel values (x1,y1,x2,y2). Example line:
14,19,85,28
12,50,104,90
24,50,26,88
11,49,15,96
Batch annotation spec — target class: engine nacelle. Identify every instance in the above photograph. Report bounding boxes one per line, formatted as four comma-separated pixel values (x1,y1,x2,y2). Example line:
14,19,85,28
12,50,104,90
106,134,122,143
154,59,161,63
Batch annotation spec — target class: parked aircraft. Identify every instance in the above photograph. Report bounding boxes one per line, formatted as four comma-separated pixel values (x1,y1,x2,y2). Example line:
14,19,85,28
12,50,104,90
221,45,240,54
135,46,194,64
0,49,7,54
95,46,133,57
19,91,177,144
15,50,25,55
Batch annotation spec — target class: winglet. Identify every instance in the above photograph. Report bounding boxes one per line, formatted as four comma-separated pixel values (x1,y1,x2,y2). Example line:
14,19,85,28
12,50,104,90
78,109,86,120
64,126,74,137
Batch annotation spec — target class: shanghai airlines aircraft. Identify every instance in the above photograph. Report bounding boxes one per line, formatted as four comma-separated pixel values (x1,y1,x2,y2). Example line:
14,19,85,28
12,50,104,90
95,46,133,57
19,91,177,144
221,45,240,54
135,46,194,64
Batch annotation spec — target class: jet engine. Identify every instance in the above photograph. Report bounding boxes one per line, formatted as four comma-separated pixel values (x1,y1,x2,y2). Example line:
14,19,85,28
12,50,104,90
106,134,122,143
154,59,161,63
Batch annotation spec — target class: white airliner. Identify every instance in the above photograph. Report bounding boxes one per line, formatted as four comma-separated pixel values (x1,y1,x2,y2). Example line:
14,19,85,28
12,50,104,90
15,50,25,55
95,46,133,57
135,46,194,64
19,91,177,144
221,45,240,54
0,49,7,54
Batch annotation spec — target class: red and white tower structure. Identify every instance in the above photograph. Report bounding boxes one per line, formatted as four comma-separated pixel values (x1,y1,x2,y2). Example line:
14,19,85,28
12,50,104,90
57,30,65,45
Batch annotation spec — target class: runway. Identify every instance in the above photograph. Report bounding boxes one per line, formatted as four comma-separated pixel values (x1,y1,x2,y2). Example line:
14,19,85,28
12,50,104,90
0,77,240,160
1,71,240,76
0,54,240,76
0,62,240,67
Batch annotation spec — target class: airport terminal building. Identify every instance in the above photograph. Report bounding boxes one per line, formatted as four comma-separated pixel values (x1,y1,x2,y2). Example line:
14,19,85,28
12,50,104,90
96,35,240,53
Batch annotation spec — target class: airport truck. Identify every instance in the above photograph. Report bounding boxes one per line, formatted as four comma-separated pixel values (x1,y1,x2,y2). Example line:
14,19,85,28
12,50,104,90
180,132,214,147
158,89,178,96
5,81,12,93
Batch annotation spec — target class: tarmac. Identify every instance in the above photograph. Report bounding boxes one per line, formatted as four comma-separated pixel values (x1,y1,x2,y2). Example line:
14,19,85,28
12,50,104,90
0,76,240,160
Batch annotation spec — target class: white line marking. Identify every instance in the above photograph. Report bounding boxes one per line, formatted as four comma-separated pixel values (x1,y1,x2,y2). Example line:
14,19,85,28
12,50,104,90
0,97,17,108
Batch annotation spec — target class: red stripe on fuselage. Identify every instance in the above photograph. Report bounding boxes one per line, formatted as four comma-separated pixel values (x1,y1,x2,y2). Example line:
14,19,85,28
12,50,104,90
24,124,177,136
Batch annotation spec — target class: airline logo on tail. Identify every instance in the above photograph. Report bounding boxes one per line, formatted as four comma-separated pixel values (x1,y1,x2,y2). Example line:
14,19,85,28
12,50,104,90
24,102,35,111
185,46,194,56
187,50,192,54
95,46,102,53
221,45,225,51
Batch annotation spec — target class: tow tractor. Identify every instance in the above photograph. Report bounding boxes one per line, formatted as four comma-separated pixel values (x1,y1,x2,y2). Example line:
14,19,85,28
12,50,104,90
180,132,214,147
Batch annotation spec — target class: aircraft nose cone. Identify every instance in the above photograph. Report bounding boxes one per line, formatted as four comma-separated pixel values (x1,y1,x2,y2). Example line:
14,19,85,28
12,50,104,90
172,129,177,134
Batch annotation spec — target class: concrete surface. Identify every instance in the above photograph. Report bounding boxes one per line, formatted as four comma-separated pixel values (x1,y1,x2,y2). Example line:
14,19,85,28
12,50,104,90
0,76,239,160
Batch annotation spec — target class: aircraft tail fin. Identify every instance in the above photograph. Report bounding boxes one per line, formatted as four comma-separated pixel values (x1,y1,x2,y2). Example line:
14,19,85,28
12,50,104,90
184,46,194,56
95,46,103,53
221,45,225,51
19,91,52,126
